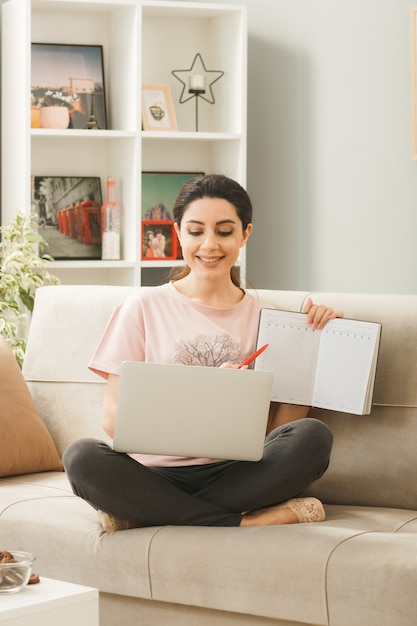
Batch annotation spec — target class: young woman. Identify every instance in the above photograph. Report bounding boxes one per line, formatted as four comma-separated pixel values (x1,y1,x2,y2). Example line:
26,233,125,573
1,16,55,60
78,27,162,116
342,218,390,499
63,174,342,531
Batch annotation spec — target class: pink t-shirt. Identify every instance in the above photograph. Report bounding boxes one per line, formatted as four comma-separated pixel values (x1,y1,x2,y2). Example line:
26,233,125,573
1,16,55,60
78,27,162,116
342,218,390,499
89,282,266,467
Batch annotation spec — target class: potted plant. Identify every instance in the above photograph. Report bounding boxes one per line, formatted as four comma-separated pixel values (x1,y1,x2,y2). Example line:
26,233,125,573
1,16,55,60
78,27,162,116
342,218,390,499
0,212,59,366
31,90,79,129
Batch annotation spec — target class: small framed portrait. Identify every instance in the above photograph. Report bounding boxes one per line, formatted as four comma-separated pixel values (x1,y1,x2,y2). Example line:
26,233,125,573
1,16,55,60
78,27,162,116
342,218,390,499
31,43,107,130
31,176,103,260
142,84,177,131
142,220,178,261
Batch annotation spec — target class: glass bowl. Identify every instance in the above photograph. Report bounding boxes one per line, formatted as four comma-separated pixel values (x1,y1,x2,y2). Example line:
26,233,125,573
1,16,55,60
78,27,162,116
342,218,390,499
0,551,34,593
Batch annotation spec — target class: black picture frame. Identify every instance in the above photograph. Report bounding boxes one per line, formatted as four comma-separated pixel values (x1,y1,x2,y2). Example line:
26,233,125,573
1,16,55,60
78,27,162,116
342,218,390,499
32,176,103,260
31,43,107,130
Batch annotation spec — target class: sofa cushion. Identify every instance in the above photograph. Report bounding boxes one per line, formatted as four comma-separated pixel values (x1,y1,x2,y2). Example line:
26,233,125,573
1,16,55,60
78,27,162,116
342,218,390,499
144,506,417,625
0,473,158,600
0,337,62,477
2,474,417,625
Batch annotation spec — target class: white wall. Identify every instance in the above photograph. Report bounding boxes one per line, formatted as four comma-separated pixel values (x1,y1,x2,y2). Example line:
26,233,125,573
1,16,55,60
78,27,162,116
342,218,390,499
200,0,417,293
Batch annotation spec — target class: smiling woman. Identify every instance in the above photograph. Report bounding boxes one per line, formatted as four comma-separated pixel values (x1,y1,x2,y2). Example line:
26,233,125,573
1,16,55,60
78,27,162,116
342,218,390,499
63,173,340,533
170,174,253,293
172,196,252,303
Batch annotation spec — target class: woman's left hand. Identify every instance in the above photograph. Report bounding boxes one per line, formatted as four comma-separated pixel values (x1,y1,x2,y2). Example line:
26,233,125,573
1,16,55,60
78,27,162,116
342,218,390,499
303,297,344,330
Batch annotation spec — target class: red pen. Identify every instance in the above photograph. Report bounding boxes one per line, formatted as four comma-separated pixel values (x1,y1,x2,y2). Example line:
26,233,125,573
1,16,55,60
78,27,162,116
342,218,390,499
238,343,269,368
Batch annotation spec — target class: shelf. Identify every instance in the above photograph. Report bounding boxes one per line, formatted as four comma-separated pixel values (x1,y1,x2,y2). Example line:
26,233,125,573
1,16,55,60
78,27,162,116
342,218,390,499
50,260,136,269
141,259,184,268
32,0,137,13
31,130,241,141
31,129,137,139
141,131,241,141
2,0,247,287
142,1,241,19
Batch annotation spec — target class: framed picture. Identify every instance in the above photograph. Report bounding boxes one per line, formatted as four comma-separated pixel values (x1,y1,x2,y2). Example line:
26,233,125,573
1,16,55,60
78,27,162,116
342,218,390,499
142,84,177,131
31,176,103,260
142,220,177,260
142,171,203,259
411,7,417,158
31,43,107,130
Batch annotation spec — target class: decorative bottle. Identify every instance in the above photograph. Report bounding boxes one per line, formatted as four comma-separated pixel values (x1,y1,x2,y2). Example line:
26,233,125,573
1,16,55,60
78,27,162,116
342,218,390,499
101,177,120,260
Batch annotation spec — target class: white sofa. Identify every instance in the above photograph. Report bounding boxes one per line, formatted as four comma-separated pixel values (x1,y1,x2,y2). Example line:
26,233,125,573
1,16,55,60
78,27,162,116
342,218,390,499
1,285,417,626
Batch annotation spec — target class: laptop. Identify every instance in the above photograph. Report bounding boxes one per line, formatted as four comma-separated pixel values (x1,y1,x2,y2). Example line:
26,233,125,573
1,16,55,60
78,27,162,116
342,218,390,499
113,362,274,462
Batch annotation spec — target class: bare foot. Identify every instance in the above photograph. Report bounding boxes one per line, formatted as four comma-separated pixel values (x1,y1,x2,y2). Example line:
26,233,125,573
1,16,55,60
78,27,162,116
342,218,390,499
240,497,325,527
240,505,299,526
98,511,141,532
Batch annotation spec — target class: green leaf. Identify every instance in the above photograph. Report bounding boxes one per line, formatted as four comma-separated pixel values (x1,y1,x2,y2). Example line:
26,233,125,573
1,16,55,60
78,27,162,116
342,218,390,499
0,211,59,364
18,288,34,312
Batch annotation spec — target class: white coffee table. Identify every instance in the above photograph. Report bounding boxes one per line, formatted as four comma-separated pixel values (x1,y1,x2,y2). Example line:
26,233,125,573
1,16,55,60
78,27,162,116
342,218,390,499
0,576,99,626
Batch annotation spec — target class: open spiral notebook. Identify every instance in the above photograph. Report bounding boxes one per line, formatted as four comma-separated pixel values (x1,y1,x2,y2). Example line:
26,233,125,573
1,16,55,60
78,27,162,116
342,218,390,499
254,309,382,415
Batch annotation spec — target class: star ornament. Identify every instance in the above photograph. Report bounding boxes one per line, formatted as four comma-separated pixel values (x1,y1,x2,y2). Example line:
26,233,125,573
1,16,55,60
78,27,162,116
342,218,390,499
172,53,224,105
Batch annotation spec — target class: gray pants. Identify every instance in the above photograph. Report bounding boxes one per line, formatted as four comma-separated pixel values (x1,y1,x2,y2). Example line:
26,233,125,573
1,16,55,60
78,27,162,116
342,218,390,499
63,418,333,527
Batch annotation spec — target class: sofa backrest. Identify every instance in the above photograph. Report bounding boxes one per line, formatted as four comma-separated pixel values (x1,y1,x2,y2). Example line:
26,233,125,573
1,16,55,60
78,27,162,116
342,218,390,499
296,292,417,511
23,285,417,510
23,285,135,454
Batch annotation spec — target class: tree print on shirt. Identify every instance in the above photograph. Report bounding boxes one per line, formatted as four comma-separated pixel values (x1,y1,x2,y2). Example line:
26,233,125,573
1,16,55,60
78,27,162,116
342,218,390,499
174,334,244,367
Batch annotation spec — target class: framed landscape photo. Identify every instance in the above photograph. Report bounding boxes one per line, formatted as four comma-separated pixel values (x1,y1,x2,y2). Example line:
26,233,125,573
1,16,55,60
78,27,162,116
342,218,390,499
141,171,203,219
31,176,103,260
142,84,177,131
31,43,107,130
142,220,178,260
142,171,203,259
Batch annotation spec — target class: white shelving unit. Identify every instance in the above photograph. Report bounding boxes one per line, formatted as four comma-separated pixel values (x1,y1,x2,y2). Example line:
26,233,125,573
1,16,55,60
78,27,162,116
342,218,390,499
1,0,247,287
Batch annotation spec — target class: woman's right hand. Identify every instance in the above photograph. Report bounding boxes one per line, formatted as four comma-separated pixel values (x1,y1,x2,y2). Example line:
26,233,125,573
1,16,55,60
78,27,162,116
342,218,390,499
219,362,247,370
